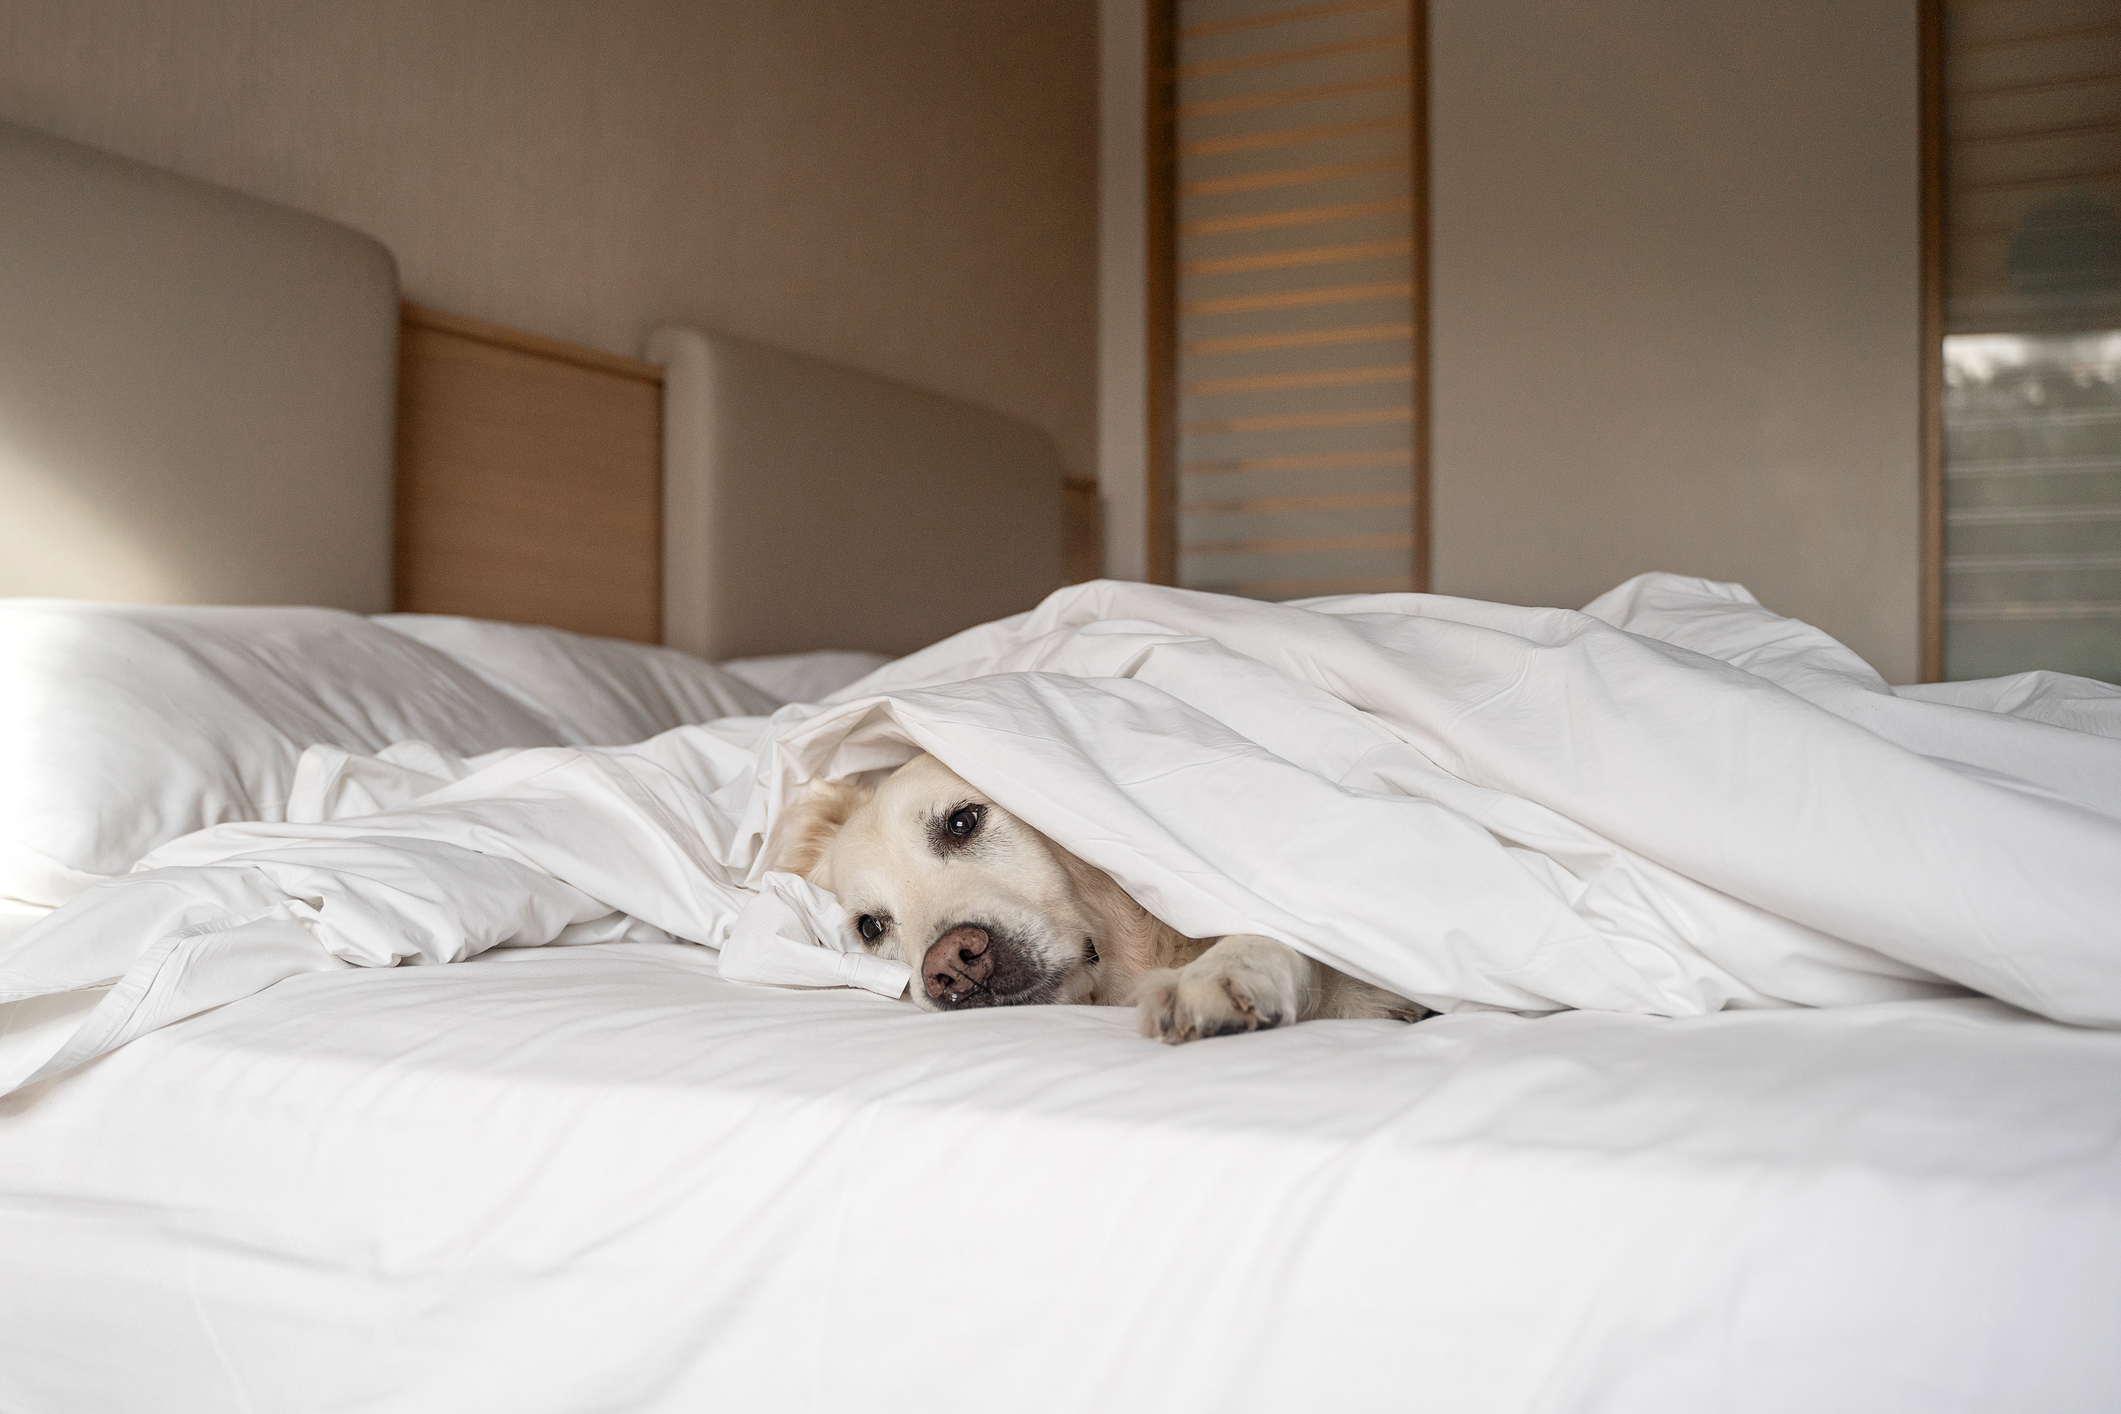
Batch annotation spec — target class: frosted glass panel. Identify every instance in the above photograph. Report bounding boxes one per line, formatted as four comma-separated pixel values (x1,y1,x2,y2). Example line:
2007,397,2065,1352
1943,334,2121,681
1174,0,1417,598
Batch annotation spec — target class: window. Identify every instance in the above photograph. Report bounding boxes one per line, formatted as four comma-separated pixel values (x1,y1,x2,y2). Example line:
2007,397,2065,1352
1931,0,2121,682
1147,0,1427,595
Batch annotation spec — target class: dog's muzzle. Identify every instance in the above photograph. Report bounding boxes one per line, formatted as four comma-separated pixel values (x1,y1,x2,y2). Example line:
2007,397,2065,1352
921,924,1058,1008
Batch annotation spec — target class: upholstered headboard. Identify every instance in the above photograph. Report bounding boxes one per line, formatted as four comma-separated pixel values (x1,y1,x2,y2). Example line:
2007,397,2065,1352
3,120,1085,654
651,328,1066,660
0,120,399,611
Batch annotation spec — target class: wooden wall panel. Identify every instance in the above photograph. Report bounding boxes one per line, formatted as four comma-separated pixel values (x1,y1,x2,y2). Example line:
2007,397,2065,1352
394,303,664,642
1063,476,1105,582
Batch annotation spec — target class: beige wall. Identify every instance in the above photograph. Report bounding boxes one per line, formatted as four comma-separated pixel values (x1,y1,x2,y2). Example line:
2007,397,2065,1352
1428,0,1923,681
0,0,1098,475
1097,0,1924,677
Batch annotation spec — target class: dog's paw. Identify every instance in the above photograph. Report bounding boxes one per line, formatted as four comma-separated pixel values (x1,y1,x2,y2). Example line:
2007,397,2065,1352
1132,936,1306,1045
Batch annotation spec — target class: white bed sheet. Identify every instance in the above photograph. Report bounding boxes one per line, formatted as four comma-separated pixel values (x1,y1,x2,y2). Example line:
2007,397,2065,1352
2,938,2116,1414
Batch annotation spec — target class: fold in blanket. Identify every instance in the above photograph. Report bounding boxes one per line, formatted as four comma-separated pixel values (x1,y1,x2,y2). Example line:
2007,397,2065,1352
3,576,2119,1095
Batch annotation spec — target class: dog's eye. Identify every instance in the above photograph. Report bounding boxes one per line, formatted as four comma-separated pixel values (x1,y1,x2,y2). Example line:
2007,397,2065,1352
857,915,886,942
946,805,983,839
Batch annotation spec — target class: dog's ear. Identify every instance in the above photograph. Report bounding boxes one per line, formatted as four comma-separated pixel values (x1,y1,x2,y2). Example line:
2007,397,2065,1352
771,777,876,878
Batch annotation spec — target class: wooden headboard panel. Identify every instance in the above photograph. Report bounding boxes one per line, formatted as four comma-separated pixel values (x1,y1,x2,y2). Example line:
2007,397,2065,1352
394,303,665,641
394,303,1101,649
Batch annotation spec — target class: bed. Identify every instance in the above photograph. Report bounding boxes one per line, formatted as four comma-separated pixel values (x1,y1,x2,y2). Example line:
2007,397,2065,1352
3,118,2120,1414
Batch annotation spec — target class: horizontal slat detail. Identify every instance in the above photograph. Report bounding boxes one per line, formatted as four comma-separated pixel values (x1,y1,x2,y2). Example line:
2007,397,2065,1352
1181,0,1400,42
1177,32,1406,82
1183,238,1412,275
1945,600,2121,619
1185,158,1402,196
1184,448,1414,473
1182,116,1408,158
1182,73,1408,120
1950,68,2121,100
1185,406,1413,433
1948,455,2121,478
1956,161,2121,191
1186,321,1412,353
1949,550,2121,570
1181,197,1411,236
1184,572,1415,596
1185,531,1414,556
1948,503,2121,525
1952,18,2121,54
1185,490,1414,514
1955,115,2121,145
1185,362,1414,395
1949,408,2121,430
1182,279,1412,314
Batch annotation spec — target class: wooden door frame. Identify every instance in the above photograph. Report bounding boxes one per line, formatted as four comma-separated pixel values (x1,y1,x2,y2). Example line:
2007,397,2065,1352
1918,0,1945,682
1145,0,1179,586
1409,0,1431,594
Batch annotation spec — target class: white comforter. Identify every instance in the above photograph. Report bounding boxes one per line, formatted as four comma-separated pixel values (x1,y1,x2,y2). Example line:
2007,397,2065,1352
3,575,2119,1097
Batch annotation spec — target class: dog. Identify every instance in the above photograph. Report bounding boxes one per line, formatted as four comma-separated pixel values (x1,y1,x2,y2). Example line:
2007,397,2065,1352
773,753,1427,1043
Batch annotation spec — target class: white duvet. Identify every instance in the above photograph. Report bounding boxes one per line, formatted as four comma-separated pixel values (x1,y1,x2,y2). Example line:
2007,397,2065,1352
3,575,2119,1097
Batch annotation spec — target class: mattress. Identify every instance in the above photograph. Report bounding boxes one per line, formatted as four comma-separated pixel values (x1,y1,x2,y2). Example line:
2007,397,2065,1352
3,938,2116,1414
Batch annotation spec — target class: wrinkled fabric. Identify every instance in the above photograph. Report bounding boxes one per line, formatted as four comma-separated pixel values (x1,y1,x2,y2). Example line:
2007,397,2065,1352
721,871,909,997
6,945,2119,1414
4,575,2120,1095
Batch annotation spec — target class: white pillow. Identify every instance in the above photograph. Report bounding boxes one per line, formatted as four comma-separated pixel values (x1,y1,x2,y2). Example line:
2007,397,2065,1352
372,615,780,742
1895,673,2121,737
0,600,564,906
720,650,891,705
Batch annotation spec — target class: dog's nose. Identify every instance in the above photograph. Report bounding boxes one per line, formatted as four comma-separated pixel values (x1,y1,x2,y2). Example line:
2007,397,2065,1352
923,925,992,1003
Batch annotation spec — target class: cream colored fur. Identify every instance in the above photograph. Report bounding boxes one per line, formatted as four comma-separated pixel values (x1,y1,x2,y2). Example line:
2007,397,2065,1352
773,753,1423,1043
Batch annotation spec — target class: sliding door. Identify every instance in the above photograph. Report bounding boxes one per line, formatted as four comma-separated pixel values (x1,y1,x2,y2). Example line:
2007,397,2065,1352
1930,0,2121,681
1148,0,1427,596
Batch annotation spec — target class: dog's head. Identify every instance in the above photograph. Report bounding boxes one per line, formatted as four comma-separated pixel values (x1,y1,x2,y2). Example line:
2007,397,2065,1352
773,754,1104,1011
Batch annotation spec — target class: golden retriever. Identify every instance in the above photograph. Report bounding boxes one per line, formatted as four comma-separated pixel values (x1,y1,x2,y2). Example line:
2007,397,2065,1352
774,753,1426,1042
